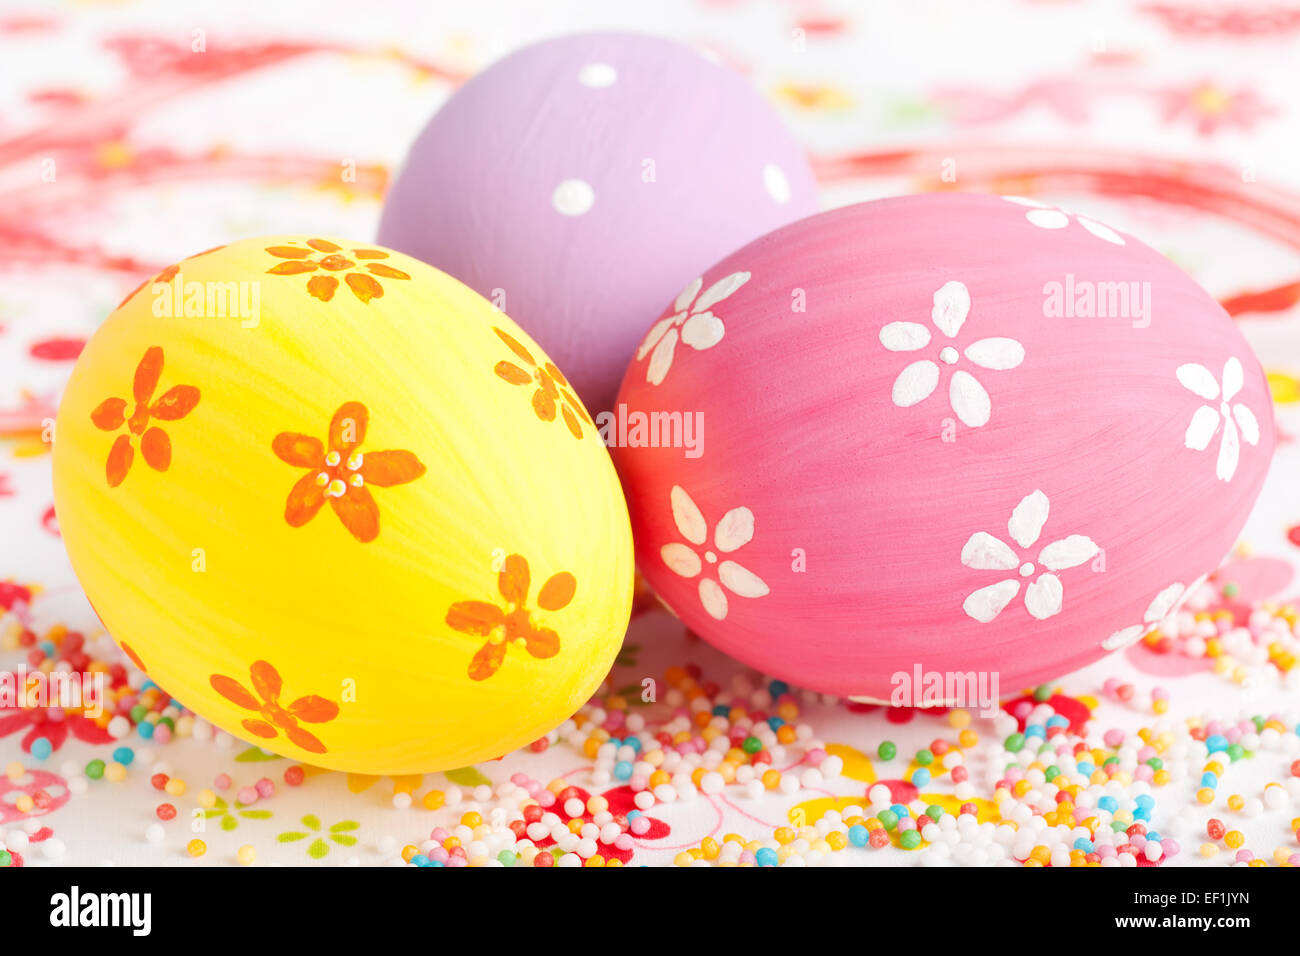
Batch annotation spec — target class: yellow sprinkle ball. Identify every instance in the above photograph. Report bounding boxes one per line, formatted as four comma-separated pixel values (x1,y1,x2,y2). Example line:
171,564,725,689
423,790,445,810
186,839,206,858
1224,830,1244,849
164,778,186,797
236,845,256,865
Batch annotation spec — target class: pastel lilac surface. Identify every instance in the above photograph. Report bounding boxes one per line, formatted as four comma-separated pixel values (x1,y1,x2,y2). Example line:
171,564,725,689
377,32,817,413
614,192,1275,699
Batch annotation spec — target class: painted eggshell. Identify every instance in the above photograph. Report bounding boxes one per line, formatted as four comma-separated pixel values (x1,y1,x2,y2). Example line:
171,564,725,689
52,237,633,774
613,193,1274,700
378,31,817,415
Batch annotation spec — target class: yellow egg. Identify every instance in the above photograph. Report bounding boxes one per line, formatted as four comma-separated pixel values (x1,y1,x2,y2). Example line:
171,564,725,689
52,236,633,774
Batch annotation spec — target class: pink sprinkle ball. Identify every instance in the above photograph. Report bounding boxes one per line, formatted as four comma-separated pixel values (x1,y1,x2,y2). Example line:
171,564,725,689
213,774,231,790
255,777,275,798
237,787,258,805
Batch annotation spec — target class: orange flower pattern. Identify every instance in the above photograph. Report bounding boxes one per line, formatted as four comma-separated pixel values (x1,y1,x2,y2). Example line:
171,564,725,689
446,554,576,681
90,346,200,487
210,660,339,755
265,239,409,303
492,328,592,439
273,401,425,543
116,244,227,310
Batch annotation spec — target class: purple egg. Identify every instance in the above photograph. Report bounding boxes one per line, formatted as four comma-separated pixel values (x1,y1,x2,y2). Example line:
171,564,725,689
378,32,817,413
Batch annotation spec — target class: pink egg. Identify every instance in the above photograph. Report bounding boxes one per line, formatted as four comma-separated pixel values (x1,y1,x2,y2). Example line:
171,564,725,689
612,193,1275,700
378,32,817,414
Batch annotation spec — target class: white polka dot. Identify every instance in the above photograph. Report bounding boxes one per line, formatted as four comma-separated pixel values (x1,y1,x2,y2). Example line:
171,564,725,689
578,63,617,88
763,163,792,204
552,179,594,216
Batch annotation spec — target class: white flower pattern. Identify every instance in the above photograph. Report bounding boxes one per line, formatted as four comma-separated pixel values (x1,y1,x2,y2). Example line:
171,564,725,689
1176,357,1260,482
637,272,750,386
1101,576,1206,651
961,490,1099,623
880,280,1025,427
660,485,769,621
1002,196,1126,245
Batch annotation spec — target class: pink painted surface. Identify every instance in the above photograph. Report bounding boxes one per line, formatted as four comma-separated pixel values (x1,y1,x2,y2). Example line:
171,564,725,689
377,32,817,414
614,192,1275,699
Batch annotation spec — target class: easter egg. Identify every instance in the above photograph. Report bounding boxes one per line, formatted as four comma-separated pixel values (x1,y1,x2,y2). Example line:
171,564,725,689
52,237,633,774
613,193,1274,700
378,31,817,415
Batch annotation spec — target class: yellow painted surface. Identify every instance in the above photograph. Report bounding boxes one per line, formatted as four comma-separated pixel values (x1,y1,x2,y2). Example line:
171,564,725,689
53,237,633,774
